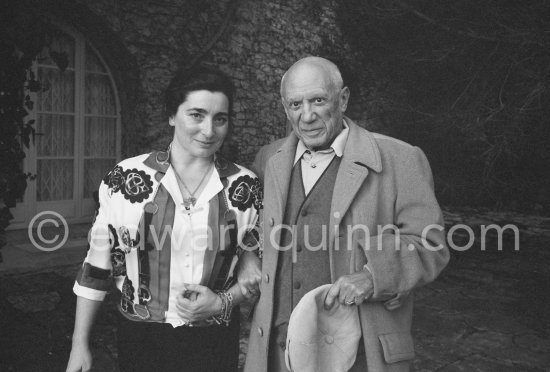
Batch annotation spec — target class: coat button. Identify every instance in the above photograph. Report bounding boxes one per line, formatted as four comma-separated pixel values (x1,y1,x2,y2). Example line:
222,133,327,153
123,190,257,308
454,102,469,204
301,209,308,217
296,245,302,252
293,281,301,290
258,327,264,336
264,274,270,283
384,299,400,310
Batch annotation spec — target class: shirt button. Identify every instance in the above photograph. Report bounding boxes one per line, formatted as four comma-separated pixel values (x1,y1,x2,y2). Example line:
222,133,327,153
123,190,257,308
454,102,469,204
325,335,334,344
264,274,270,283
258,327,264,336
301,209,308,217
269,218,274,227
154,172,164,182
293,281,301,290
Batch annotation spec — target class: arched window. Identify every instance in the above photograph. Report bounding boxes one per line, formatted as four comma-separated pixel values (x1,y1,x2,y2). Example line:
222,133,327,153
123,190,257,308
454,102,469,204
10,25,121,228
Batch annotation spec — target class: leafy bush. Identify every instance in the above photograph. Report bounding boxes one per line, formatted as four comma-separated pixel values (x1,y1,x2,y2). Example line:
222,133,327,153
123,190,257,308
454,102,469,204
336,0,550,212
0,3,65,259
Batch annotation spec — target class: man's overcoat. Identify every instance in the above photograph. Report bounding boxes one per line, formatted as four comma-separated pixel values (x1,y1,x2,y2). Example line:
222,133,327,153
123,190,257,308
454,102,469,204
244,118,449,371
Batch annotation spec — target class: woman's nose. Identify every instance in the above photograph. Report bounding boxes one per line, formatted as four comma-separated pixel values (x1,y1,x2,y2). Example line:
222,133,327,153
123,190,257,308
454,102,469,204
201,118,214,137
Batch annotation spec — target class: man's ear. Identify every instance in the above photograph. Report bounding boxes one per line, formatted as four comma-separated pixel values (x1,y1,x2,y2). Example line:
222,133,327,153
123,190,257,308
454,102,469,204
340,86,350,112
168,116,175,127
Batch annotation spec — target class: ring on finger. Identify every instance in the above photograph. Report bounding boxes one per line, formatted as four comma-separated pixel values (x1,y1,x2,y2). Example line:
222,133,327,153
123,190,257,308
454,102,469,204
345,298,355,306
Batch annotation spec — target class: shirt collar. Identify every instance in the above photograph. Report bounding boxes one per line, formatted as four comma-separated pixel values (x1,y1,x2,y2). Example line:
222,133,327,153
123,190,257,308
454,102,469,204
293,119,350,165
162,165,223,208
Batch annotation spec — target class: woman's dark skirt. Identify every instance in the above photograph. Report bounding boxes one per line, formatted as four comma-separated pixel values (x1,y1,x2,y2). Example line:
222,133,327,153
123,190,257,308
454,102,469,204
116,310,240,372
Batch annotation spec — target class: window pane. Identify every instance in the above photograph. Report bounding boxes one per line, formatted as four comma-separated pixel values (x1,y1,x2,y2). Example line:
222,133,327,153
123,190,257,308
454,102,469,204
85,117,117,157
36,114,74,157
85,73,116,115
37,30,75,69
85,44,107,73
37,67,75,112
84,159,116,198
37,159,74,201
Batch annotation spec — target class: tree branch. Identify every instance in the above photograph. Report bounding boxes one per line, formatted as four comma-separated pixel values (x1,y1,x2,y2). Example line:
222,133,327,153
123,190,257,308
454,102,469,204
393,0,545,47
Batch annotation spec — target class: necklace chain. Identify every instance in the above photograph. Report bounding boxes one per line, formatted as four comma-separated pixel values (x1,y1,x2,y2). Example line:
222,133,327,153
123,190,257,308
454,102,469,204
173,161,213,210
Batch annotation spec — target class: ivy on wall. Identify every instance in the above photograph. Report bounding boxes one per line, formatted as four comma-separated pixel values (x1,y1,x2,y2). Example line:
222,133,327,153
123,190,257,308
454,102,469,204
0,3,66,260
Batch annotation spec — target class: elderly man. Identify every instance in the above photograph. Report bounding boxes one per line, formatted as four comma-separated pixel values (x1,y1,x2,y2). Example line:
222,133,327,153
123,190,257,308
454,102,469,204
244,56,449,372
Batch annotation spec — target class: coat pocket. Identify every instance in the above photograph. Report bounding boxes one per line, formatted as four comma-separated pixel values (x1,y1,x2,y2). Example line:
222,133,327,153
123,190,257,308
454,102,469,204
378,332,415,364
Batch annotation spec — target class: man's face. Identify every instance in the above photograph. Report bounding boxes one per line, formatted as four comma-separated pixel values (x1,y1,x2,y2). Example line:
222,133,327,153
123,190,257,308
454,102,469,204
281,65,349,150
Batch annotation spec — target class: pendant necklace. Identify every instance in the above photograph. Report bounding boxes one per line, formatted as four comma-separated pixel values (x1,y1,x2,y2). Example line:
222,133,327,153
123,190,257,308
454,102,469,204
174,162,213,210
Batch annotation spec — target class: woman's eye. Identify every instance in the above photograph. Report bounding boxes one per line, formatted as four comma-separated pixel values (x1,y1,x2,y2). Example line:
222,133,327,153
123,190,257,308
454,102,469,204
190,113,202,120
215,117,228,125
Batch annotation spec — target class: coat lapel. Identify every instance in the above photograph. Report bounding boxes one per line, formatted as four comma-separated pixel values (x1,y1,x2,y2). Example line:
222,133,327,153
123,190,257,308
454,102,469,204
266,134,298,221
263,134,298,264
328,118,382,281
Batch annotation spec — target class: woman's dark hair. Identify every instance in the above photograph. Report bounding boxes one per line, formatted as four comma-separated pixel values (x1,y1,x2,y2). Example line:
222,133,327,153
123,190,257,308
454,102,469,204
164,65,235,119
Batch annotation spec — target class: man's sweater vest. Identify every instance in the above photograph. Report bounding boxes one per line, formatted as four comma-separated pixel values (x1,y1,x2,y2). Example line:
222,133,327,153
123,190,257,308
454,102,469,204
272,156,341,329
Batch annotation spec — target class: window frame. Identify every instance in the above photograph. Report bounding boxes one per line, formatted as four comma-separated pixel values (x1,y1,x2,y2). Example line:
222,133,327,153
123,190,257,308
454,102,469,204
8,22,122,229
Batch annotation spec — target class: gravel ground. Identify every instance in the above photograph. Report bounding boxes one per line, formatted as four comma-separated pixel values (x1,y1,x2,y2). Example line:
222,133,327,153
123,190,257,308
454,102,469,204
1,209,549,371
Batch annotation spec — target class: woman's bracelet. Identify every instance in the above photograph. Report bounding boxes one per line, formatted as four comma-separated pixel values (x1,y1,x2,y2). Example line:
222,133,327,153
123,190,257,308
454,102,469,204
212,290,233,326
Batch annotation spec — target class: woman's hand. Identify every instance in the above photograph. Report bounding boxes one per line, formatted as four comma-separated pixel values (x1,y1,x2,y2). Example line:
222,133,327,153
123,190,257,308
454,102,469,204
66,296,102,372
175,284,222,322
237,251,262,298
66,342,92,372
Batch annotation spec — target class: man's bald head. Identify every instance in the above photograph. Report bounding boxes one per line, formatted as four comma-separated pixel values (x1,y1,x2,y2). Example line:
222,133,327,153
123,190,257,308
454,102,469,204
279,56,350,150
280,57,344,98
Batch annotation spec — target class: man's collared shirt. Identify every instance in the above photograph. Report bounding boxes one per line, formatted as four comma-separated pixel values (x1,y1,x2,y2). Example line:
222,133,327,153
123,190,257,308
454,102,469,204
293,120,349,195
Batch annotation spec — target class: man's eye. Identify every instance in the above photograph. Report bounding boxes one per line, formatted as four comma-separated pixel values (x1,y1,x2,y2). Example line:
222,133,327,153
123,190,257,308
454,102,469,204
314,98,326,104
289,102,301,108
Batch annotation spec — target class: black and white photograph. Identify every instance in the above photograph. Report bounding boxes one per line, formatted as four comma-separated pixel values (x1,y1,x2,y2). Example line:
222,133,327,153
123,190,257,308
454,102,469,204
1,1,549,371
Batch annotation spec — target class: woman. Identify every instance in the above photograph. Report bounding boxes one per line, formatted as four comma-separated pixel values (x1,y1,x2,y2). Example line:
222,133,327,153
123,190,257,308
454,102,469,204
66,66,262,372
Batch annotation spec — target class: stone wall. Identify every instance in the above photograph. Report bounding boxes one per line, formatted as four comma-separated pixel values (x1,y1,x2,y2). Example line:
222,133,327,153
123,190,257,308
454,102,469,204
48,0,373,166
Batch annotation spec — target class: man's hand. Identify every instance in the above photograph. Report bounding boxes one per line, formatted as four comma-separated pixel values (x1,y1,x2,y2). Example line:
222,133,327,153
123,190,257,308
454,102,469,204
237,251,262,298
176,284,222,322
324,269,374,310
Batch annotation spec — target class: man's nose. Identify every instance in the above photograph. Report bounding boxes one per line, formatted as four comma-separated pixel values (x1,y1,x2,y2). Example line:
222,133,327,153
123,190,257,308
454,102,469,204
301,102,316,123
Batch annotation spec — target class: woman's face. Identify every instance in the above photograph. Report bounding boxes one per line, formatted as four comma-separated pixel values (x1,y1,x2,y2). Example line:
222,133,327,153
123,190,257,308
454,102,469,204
170,90,229,159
